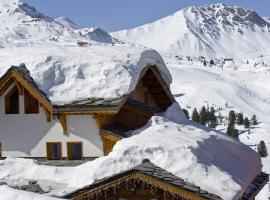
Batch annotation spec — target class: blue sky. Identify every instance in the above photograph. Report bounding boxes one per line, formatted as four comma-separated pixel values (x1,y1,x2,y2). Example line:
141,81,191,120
24,0,270,32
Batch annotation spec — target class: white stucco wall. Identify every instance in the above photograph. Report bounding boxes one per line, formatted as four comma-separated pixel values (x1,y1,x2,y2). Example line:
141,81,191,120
0,84,103,158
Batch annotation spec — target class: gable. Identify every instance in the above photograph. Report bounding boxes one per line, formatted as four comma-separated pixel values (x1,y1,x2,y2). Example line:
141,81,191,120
129,65,175,111
0,67,53,120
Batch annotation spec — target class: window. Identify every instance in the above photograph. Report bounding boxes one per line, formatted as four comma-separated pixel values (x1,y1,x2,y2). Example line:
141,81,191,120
67,142,83,160
5,87,19,114
46,142,62,160
24,89,39,114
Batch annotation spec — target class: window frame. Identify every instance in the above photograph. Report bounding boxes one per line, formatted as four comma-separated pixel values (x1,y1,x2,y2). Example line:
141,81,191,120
24,89,39,114
5,86,20,114
67,142,83,160
46,142,62,160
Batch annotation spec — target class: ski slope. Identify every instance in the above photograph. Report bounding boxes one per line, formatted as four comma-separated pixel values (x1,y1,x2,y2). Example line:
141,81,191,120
164,55,270,199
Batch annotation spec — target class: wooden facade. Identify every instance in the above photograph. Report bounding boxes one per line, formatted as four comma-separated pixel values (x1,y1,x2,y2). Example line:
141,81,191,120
97,66,174,155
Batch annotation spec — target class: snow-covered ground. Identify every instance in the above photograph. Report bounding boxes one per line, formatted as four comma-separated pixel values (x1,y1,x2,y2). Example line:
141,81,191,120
164,54,270,199
0,104,262,200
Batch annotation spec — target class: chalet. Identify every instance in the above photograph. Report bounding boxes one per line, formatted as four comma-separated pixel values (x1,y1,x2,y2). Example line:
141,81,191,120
0,61,174,160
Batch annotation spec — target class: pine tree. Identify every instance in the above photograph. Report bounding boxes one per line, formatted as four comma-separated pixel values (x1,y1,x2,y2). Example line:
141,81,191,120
244,117,250,128
183,109,190,119
237,112,244,125
228,110,236,124
192,108,200,123
227,110,238,139
209,107,218,128
258,141,268,157
210,59,214,66
251,115,258,125
203,60,207,66
199,106,208,125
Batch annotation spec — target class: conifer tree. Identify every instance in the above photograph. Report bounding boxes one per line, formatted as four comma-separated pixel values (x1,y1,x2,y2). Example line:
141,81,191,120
199,106,208,125
228,110,236,124
209,107,218,128
203,60,207,66
244,117,250,128
251,115,258,125
258,141,268,157
237,112,244,125
227,110,238,139
210,59,214,66
192,108,200,123
183,109,190,119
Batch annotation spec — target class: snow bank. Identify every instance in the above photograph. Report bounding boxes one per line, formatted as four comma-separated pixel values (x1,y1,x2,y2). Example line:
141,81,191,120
0,104,262,200
0,185,60,200
0,44,171,104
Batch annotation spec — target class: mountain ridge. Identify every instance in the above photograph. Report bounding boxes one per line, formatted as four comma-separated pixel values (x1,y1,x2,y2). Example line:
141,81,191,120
0,0,119,47
112,3,270,58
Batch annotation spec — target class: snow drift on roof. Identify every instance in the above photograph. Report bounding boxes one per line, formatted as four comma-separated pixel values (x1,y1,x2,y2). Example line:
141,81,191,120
0,44,172,104
0,103,262,200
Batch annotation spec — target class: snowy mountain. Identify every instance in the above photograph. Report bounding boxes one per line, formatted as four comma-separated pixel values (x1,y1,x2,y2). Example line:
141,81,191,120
264,17,270,23
112,3,270,58
0,0,119,47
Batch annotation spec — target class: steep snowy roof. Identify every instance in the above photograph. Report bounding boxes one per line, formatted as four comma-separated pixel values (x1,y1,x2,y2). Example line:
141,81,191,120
0,104,263,200
0,44,172,105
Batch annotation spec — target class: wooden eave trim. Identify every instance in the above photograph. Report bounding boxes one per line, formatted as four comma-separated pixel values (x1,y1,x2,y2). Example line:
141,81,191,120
54,110,118,115
11,70,53,113
67,171,208,200
100,130,121,142
0,77,14,96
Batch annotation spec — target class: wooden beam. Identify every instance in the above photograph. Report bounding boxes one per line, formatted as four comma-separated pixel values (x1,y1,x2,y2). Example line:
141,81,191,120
41,105,52,122
59,114,68,135
54,110,117,115
0,77,13,96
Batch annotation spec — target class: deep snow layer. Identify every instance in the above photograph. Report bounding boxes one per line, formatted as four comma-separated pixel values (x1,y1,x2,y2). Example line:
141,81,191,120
0,185,60,200
112,4,270,58
0,104,262,200
0,44,171,104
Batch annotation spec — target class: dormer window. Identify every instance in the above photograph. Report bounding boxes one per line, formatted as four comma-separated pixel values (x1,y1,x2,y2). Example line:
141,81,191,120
5,87,19,114
24,89,39,114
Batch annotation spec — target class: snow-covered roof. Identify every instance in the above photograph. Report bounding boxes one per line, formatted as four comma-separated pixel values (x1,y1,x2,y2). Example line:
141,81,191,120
0,44,172,105
0,104,263,200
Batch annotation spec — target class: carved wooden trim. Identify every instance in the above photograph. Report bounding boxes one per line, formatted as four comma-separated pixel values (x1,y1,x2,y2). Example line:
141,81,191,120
68,171,207,200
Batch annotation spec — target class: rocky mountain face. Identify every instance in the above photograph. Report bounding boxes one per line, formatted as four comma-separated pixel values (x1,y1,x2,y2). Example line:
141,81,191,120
264,17,270,23
112,3,270,58
0,0,119,47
